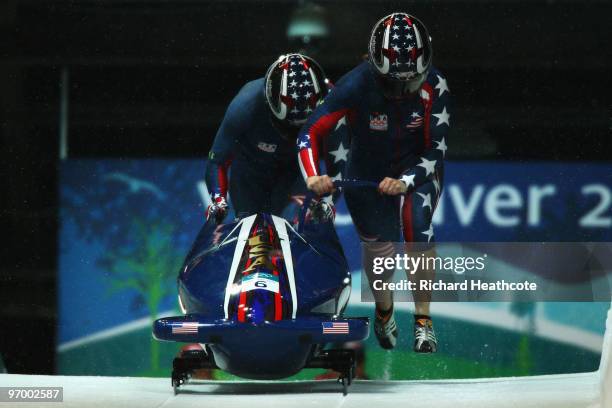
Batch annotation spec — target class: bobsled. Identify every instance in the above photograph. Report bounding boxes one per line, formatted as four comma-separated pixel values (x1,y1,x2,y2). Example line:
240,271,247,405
153,181,372,394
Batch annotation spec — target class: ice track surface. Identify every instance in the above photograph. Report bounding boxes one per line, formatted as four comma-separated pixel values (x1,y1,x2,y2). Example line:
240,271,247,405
0,372,606,408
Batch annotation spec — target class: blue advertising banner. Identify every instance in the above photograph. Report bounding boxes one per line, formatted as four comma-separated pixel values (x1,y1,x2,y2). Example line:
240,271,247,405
58,160,611,377
431,162,612,242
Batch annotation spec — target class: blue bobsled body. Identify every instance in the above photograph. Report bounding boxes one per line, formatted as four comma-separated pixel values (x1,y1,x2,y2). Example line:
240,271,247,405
153,211,369,379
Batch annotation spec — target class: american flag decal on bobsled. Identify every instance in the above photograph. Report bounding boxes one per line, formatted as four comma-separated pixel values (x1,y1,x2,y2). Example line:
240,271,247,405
171,322,198,335
322,321,349,334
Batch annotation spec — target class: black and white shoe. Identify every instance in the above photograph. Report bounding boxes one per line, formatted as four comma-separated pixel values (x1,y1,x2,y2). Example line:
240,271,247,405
414,317,437,353
374,308,398,350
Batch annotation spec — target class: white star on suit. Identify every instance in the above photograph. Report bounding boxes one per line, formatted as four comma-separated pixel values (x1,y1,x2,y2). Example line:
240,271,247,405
298,141,308,149
392,33,400,40
417,157,437,176
331,172,343,182
290,80,297,87
433,107,450,126
432,178,441,194
291,91,299,99
435,75,449,96
329,142,349,163
435,137,448,157
335,117,347,130
400,174,415,188
422,223,434,242
417,192,432,211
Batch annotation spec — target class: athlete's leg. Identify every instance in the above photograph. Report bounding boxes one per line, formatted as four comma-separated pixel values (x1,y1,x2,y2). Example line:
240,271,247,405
345,189,401,348
402,170,442,307
345,189,401,307
401,170,443,352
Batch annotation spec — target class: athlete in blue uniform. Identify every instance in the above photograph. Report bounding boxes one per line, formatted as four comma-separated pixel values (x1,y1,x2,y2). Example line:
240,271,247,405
298,13,450,352
206,54,344,223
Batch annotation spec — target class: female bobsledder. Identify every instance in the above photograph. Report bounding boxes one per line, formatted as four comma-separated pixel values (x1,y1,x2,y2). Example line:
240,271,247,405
298,13,451,353
205,53,346,223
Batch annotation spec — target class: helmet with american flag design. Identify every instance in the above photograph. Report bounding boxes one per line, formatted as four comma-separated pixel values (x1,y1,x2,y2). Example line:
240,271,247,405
368,13,433,98
264,53,329,127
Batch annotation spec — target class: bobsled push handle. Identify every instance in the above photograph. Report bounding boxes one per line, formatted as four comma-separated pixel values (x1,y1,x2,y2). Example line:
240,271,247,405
332,179,380,190
298,179,379,233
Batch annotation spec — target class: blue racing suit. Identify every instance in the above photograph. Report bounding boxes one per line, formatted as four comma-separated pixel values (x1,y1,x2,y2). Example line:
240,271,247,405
297,62,451,242
206,78,347,218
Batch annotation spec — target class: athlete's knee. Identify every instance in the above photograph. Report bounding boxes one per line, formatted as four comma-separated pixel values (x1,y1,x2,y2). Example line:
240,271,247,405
363,241,396,283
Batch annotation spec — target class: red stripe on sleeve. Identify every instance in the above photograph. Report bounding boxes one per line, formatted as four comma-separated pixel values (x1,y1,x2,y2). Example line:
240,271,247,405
299,149,318,177
421,84,434,149
217,158,232,198
298,109,348,177
402,196,414,242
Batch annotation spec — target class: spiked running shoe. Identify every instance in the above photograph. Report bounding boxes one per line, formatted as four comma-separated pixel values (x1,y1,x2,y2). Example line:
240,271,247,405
374,307,398,350
414,317,437,353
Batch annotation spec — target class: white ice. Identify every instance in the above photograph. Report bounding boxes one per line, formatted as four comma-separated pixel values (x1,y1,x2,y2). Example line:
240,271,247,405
0,372,605,408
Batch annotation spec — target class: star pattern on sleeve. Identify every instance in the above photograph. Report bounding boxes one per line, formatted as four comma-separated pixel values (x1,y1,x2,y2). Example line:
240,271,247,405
421,223,434,242
400,174,415,188
334,116,347,130
435,75,449,97
433,107,450,127
328,142,349,163
432,177,441,194
417,192,432,211
417,157,437,176
297,134,311,149
435,137,448,157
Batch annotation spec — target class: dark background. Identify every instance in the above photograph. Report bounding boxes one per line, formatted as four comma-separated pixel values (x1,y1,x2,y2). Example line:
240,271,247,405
1,0,610,374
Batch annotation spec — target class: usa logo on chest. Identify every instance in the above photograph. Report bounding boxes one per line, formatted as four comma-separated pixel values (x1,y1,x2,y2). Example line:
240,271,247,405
257,142,277,153
406,111,424,129
369,113,388,131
